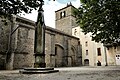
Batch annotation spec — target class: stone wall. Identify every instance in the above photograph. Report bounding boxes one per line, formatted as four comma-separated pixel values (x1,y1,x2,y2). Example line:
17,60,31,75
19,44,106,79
0,15,82,69
13,28,35,69
13,16,35,69
45,27,82,67
0,17,11,69
0,15,35,69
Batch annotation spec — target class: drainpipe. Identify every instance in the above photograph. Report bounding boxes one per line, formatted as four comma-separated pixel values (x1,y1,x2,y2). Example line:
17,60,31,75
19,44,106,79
104,46,108,66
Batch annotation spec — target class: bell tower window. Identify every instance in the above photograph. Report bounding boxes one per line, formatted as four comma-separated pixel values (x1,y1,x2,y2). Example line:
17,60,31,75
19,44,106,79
63,11,66,17
60,11,66,18
60,12,62,18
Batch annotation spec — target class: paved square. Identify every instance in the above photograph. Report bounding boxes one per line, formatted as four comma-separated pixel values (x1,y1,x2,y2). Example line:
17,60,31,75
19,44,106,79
0,66,120,80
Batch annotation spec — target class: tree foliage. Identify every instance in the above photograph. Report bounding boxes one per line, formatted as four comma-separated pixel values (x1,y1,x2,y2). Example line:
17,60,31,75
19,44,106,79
74,0,120,44
0,0,44,16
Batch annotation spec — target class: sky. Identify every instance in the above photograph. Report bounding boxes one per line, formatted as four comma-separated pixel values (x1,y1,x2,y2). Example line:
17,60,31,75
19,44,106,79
21,0,80,28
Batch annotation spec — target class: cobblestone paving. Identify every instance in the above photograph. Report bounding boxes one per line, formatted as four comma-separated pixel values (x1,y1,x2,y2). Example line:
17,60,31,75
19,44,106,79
0,66,120,80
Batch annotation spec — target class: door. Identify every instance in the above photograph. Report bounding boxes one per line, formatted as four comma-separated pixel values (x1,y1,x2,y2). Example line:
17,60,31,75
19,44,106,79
84,59,89,66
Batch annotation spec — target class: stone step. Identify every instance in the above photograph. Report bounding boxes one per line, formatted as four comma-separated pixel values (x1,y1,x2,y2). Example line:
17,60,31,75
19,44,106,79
19,68,59,74
20,70,59,74
24,67,54,71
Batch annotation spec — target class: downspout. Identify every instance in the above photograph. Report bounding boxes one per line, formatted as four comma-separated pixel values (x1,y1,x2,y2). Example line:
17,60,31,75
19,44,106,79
104,46,108,66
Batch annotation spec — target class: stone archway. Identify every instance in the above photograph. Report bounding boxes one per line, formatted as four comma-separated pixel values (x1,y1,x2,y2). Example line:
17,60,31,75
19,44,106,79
68,56,72,66
84,59,89,66
68,46,77,66
55,43,65,67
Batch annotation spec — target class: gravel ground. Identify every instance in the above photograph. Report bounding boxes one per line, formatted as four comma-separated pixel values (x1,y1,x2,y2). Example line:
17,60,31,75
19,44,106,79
0,66,120,80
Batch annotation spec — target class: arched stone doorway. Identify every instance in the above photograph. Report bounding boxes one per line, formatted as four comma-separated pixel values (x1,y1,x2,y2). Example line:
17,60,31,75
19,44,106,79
68,57,72,66
55,44,64,67
68,46,76,67
84,59,89,66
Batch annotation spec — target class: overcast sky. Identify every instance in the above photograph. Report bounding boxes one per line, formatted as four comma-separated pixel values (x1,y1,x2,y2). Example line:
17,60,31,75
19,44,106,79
21,0,80,28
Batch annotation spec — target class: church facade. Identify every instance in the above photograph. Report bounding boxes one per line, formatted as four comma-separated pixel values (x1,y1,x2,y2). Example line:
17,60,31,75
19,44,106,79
0,4,82,69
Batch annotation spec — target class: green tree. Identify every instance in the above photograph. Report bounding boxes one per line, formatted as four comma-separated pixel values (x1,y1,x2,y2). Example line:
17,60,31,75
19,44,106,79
74,0,120,44
0,0,44,16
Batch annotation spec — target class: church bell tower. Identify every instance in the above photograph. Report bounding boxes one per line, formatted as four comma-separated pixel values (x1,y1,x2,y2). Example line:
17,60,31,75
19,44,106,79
55,3,77,35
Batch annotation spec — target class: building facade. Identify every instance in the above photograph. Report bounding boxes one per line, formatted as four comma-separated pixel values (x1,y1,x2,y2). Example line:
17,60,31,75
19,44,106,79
45,27,82,67
72,27,107,66
70,5,120,66
55,3,107,66
1,3,119,70
105,44,120,66
0,4,82,69
0,16,35,69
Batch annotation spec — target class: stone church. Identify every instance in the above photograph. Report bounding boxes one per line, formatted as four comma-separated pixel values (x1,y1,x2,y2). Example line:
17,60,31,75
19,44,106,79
0,4,82,69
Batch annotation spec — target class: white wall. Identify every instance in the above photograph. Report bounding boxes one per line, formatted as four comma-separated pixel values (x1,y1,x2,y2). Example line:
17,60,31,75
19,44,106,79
72,26,106,66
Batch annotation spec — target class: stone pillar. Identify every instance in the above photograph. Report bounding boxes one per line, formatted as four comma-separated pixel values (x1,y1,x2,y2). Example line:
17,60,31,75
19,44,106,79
50,34,55,67
63,36,69,66
67,38,71,66
34,3,46,68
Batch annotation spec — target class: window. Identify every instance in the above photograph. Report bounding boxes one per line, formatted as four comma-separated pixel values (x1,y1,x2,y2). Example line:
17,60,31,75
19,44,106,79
118,55,120,57
60,11,66,18
85,41,88,47
72,20,74,26
97,48,101,56
63,11,66,17
55,47,57,55
60,12,62,18
74,29,77,35
78,41,80,45
86,50,88,55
